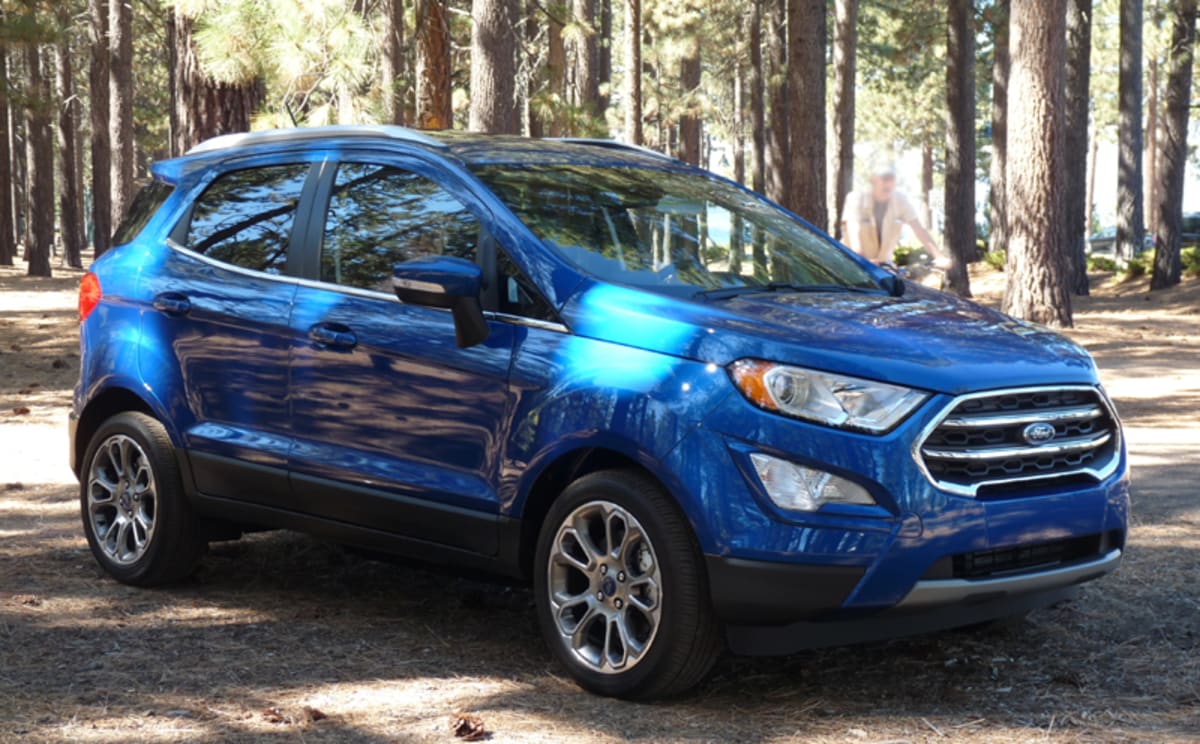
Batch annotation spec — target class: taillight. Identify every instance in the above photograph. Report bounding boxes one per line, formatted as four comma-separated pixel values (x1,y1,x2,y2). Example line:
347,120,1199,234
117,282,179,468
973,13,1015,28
79,272,102,321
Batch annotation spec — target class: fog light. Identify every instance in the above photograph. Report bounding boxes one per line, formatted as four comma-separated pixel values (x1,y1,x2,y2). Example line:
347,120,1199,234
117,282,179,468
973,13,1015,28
749,453,875,512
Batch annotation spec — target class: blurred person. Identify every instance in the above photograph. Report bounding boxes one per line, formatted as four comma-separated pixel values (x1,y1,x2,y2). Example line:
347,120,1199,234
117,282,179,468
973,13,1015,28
841,164,952,269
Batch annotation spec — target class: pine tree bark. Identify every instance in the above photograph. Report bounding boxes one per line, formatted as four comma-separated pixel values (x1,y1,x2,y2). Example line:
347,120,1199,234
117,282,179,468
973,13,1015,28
1116,0,1145,262
24,42,54,278
56,18,84,269
678,38,702,165
547,5,567,136
109,0,134,222
944,0,975,296
1002,0,1072,327
748,0,766,196
829,0,856,239
170,12,264,157
764,0,789,206
623,0,642,144
1151,0,1197,290
470,0,519,133
89,0,112,257
598,0,612,112
988,0,1009,257
570,0,599,116
786,0,825,228
416,0,453,129
1065,0,1092,295
1145,55,1159,237
1086,131,1098,233
0,33,14,266
382,0,406,125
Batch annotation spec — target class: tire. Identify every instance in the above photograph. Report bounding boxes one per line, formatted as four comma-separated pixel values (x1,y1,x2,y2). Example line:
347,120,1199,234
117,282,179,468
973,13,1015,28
79,412,204,586
533,468,721,699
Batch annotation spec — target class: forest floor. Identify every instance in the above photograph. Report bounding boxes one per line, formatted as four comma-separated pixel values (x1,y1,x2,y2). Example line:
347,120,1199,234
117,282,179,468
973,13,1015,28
1,259,1198,743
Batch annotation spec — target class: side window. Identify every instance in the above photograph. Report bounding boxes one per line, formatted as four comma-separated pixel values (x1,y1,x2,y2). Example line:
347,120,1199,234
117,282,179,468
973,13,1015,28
497,250,557,322
113,180,173,246
321,163,482,292
183,164,309,274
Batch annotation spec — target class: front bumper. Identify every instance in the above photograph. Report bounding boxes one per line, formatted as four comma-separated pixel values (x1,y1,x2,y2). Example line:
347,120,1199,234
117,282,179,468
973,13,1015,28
714,548,1122,655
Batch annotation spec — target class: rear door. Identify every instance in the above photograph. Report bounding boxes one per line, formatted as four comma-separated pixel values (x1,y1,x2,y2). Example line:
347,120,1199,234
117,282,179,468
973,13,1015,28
285,157,516,552
140,160,318,503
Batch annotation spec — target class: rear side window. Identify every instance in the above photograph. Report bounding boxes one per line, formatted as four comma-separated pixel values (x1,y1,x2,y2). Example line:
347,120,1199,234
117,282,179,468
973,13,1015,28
320,162,483,292
113,180,173,246
183,164,310,274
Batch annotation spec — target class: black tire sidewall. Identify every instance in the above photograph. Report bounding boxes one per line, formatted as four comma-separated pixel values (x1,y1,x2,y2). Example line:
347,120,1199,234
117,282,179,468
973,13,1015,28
533,470,711,698
79,412,196,585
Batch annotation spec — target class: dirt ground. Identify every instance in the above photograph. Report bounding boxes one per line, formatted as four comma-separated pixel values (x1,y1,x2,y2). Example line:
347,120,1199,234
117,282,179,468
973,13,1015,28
1,259,1198,743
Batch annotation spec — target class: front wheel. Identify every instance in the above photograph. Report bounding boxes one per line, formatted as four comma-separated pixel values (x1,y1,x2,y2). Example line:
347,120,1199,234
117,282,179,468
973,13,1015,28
80,412,204,586
533,469,721,699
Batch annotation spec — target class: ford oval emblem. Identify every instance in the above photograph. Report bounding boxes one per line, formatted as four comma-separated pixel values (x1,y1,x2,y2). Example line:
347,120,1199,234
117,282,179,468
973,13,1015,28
1022,422,1057,445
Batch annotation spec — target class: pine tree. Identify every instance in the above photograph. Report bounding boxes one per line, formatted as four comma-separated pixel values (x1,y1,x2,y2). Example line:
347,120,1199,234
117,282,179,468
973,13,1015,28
88,0,111,257
829,0,857,238
1065,0,1093,295
785,0,825,228
56,8,84,269
944,0,975,296
0,27,14,267
416,0,453,129
988,0,1010,258
381,0,405,124
469,0,519,133
109,0,135,222
1116,0,1145,261
623,0,642,144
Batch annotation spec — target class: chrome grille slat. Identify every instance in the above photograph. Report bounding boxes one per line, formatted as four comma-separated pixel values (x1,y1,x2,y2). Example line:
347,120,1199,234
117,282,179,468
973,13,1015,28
913,385,1121,497
939,404,1103,429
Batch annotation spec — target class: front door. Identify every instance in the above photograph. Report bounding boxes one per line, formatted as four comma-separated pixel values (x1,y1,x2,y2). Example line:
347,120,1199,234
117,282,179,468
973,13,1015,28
287,160,515,554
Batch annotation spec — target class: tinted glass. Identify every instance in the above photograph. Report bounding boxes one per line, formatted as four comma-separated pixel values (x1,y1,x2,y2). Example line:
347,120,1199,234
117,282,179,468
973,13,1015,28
498,249,557,321
473,165,879,297
185,164,309,274
113,180,173,246
321,163,481,292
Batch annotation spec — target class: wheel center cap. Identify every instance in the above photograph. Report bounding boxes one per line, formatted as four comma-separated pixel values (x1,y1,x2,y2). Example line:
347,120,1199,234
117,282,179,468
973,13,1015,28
601,576,617,597
119,493,132,513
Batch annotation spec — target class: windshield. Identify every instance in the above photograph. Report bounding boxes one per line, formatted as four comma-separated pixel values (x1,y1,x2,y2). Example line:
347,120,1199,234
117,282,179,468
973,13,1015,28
472,165,881,297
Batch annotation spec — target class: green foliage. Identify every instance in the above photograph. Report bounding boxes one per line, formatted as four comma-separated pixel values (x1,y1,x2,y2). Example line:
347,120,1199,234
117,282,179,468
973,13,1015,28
892,245,929,266
1182,246,1200,278
1088,255,1121,272
982,249,1006,272
1121,255,1150,281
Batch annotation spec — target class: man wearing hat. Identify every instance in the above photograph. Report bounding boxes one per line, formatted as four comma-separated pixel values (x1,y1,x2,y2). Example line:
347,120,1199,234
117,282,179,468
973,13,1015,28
840,163,952,269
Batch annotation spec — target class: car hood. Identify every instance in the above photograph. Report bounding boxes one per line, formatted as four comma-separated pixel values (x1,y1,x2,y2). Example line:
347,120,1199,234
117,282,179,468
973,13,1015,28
561,281,1098,395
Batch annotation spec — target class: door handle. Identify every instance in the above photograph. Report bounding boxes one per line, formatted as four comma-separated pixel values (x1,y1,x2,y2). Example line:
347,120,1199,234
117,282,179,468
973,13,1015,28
309,323,358,350
153,292,191,316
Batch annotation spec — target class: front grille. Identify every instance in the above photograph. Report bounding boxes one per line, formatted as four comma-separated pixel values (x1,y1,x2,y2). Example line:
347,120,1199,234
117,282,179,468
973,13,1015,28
916,386,1120,497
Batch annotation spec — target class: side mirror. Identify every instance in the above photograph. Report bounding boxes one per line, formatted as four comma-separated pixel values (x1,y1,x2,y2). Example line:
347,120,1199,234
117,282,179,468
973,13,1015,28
393,256,489,348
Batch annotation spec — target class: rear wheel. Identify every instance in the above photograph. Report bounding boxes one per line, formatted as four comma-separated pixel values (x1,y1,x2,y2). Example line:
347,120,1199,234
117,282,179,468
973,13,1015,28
533,469,720,699
80,412,204,586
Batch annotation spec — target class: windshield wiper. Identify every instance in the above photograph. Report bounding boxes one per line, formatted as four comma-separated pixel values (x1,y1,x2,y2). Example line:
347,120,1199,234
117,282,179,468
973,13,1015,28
694,282,880,301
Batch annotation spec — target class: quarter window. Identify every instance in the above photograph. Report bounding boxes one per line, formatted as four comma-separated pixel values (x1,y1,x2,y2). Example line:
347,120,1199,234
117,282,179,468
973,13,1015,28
183,164,310,274
320,163,482,292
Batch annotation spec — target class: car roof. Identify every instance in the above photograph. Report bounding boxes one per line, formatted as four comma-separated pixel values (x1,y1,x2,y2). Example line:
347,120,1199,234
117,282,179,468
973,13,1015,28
152,125,679,182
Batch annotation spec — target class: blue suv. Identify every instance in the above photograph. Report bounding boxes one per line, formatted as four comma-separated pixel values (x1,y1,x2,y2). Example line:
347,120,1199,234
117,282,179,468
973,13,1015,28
72,126,1129,698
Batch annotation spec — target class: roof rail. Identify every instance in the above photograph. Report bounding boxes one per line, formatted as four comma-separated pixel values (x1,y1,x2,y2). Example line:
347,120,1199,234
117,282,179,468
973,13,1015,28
552,138,675,161
186,125,446,155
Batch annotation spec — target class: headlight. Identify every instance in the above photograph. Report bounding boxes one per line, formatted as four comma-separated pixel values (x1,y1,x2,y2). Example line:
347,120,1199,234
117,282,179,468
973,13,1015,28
750,453,875,511
729,360,928,433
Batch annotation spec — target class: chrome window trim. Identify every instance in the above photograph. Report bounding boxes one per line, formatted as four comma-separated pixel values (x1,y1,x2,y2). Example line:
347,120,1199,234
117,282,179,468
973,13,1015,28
166,238,300,285
911,384,1123,498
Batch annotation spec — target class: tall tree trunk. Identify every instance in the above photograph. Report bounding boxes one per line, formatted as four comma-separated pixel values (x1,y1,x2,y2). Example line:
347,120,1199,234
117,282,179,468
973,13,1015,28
89,0,112,257
109,0,134,223
678,38,702,165
1003,0,1072,328
170,11,263,155
470,0,519,133
56,17,84,269
748,0,766,196
382,0,406,124
598,0,612,112
1145,54,1159,237
0,33,14,267
1086,128,1099,235
24,42,54,278
921,142,934,228
570,0,599,118
1151,0,1197,290
547,5,566,135
416,0,453,129
786,0,825,228
988,0,1010,258
1116,0,1145,262
944,0,975,296
764,0,789,206
829,0,856,238
1065,0,1092,295
623,0,642,143
734,59,746,186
